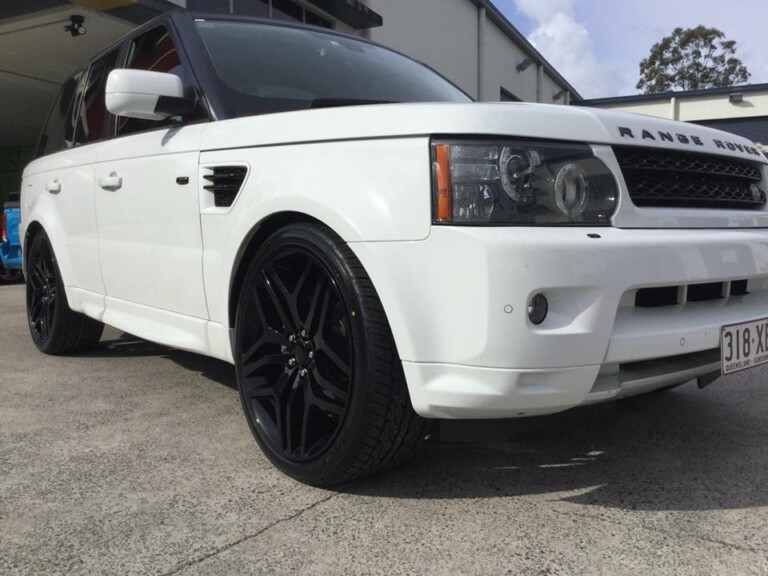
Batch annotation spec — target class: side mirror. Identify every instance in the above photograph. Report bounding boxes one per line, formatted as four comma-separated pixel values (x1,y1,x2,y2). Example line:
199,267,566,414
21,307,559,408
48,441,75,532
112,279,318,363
106,69,195,121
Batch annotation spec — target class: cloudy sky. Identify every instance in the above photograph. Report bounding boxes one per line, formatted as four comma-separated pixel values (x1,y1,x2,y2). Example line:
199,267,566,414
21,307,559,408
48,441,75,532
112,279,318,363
493,0,768,99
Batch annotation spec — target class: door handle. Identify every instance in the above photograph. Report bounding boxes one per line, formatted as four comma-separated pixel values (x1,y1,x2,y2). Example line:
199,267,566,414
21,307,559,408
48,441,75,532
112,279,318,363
45,180,61,193
98,172,123,190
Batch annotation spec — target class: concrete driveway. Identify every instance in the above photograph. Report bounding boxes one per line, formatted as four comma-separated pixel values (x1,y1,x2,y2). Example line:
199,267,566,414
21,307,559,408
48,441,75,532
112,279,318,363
1,283,767,575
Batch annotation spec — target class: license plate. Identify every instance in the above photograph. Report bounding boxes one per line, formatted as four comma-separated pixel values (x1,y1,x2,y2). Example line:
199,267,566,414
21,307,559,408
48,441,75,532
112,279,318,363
721,317,768,375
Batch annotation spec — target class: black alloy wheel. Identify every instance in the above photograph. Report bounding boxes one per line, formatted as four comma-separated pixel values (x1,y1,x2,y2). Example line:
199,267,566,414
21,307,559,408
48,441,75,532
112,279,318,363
238,244,353,462
25,230,104,355
26,233,58,344
235,224,424,486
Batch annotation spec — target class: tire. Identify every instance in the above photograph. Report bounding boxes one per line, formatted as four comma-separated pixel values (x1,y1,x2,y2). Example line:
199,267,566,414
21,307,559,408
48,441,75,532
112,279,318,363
234,223,424,486
26,230,104,355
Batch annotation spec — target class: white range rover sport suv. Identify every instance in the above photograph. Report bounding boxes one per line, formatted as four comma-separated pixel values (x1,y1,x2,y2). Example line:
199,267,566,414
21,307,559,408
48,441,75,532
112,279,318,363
21,12,768,485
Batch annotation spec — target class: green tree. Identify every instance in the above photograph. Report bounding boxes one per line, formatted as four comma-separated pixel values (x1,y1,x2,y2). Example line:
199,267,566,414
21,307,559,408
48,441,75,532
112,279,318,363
637,26,750,93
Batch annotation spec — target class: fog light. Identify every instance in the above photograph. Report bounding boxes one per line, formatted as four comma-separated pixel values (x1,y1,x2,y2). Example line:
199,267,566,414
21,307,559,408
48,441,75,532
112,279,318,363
527,293,548,325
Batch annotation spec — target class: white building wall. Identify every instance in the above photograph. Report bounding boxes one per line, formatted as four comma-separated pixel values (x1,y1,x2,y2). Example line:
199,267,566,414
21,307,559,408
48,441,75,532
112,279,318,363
364,0,480,99
363,0,570,104
481,20,536,102
678,93,768,122
540,74,567,105
589,91,768,122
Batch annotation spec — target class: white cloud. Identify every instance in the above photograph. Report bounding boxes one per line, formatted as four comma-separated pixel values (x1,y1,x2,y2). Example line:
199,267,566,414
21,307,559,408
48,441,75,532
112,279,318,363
514,0,574,22
513,0,622,98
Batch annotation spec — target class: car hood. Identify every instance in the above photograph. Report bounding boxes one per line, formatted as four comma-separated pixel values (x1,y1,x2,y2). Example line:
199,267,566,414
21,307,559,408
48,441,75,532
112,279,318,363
203,102,766,163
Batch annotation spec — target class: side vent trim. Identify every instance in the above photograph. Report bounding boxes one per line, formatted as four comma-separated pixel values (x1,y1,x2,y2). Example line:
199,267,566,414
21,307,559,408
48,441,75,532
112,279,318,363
203,166,248,208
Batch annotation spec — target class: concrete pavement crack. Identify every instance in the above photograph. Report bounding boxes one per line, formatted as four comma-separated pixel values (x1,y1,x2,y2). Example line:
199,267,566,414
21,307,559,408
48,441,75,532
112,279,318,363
157,492,338,576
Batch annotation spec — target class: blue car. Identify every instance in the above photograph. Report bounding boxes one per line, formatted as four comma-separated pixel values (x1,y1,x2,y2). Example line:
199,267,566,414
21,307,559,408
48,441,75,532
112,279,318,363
1,192,23,283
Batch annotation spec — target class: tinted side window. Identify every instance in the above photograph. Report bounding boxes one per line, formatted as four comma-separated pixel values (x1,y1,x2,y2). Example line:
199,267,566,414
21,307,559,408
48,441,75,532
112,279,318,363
63,72,88,150
36,70,84,158
76,49,121,145
117,26,183,137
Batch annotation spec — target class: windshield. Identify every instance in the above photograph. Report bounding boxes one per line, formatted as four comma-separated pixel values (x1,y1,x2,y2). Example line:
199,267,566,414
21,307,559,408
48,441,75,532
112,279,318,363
195,20,471,118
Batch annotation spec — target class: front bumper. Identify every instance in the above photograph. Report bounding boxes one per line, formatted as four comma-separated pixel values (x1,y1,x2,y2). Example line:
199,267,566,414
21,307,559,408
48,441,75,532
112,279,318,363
351,226,768,418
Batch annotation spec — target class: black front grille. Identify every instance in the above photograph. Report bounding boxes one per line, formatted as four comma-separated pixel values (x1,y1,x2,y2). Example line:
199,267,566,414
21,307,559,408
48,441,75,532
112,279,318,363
614,146,766,209
203,166,247,207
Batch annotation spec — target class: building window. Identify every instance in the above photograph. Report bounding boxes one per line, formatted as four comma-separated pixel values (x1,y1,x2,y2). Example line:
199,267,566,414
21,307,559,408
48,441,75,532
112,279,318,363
188,0,230,13
189,0,332,28
305,8,333,28
500,87,521,102
272,0,303,21
233,0,269,17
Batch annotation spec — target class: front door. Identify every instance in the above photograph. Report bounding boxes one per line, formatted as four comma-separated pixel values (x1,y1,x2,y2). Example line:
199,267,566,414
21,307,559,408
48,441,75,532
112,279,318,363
93,23,208,320
94,128,207,319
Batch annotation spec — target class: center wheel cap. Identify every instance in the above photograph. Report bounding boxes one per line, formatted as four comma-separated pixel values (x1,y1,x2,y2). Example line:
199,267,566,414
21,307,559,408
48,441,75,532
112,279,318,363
293,337,314,367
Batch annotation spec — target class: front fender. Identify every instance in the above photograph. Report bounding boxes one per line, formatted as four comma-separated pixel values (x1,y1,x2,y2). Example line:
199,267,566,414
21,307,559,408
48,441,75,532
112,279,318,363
200,137,433,326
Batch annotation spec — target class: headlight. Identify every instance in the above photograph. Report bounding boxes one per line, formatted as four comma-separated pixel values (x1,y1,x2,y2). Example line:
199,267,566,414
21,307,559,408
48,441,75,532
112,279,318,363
432,139,618,225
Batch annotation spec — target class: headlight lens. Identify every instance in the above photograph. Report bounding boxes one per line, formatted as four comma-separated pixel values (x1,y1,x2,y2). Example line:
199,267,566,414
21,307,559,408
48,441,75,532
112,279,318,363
432,140,618,225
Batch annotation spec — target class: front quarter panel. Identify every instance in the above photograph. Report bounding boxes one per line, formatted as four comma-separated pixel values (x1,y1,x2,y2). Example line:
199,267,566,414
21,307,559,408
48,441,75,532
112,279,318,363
199,136,432,325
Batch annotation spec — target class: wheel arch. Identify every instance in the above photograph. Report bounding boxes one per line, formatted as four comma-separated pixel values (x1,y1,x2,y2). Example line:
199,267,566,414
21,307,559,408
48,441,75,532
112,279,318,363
224,210,420,375
23,220,46,277
227,211,326,329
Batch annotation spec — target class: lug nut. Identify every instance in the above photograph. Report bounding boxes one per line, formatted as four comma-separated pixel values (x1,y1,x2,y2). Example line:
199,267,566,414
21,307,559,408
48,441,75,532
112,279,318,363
288,334,296,343
308,351,314,359
287,357,296,367
300,329,307,338
300,368,308,377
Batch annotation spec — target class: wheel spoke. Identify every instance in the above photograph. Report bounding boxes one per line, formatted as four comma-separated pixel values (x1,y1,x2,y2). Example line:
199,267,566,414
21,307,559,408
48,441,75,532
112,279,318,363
317,342,351,376
28,298,42,324
249,285,284,337
307,386,345,417
299,402,311,456
317,284,332,332
282,375,302,454
243,368,293,398
274,368,295,399
302,280,326,335
243,379,273,398
262,267,294,332
34,265,47,290
40,257,52,280
39,309,49,340
241,329,284,365
250,285,268,325
29,266,44,290
293,258,314,301
310,370,349,403
45,300,54,332
242,353,286,378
